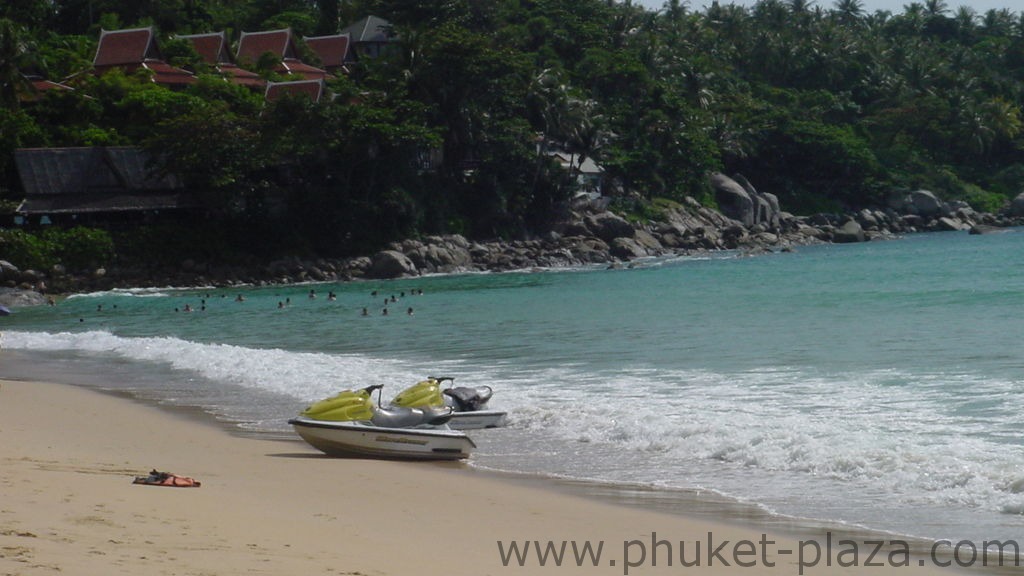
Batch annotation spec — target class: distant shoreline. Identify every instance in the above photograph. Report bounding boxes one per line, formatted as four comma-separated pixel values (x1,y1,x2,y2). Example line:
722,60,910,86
4,188,1020,304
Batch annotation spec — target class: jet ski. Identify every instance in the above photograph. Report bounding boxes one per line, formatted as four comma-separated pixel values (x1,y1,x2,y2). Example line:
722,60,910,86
390,376,508,430
289,385,476,461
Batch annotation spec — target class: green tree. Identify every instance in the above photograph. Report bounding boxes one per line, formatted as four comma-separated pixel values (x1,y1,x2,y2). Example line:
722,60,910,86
0,19,36,109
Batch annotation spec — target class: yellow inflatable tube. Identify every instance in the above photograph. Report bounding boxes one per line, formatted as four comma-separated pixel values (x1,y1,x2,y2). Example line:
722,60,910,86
392,379,444,408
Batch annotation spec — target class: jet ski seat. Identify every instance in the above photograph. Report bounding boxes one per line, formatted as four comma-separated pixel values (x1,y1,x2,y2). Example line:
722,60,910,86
372,405,454,428
443,386,493,411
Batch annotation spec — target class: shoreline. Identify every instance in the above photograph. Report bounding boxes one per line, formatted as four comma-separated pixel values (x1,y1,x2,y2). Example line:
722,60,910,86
4,183,1019,302
0,375,1000,575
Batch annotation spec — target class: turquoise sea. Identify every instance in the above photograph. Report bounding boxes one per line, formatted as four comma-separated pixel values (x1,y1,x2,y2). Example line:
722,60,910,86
2,229,1023,544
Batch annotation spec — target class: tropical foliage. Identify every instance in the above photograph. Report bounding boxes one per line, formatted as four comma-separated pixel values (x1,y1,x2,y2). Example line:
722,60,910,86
2,0,1024,258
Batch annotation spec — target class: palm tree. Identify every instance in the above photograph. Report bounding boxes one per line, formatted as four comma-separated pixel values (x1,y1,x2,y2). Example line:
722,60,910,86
952,6,976,40
923,0,948,17
832,0,864,25
980,9,1014,37
955,97,1021,157
562,97,607,187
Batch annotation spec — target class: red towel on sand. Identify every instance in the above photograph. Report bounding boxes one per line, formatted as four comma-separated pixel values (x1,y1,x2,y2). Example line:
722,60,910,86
132,470,201,487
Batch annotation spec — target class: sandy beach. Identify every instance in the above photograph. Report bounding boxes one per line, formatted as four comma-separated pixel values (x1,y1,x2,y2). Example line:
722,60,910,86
0,378,971,576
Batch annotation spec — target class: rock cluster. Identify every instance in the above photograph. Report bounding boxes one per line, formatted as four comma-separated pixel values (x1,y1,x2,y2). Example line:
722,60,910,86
1,175,1022,302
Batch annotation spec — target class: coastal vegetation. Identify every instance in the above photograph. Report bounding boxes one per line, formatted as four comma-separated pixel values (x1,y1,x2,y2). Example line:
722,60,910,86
2,0,1024,274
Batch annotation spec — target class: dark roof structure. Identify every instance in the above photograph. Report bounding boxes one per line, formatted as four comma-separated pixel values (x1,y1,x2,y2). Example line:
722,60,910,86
339,16,398,60
303,34,352,74
177,31,265,88
340,15,395,43
236,28,329,81
14,147,196,215
93,27,196,86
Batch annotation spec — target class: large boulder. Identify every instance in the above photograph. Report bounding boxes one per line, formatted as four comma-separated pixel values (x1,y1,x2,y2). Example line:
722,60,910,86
734,174,781,229
405,236,474,273
0,260,18,279
609,237,648,260
632,229,664,253
0,288,47,307
367,250,418,279
711,173,754,227
584,212,635,242
712,172,781,229
934,217,966,232
1010,192,1024,217
832,220,866,243
969,224,1003,235
909,190,944,217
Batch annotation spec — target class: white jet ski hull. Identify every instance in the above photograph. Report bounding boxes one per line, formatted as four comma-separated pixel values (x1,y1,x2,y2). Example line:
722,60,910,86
447,410,508,430
288,417,476,461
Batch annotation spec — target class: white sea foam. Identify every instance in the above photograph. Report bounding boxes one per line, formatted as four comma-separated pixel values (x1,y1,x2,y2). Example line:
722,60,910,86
482,364,1024,520
1,330,430,401
66,287,178,299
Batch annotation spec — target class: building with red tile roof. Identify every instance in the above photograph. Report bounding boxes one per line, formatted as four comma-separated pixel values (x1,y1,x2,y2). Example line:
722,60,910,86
236,28,330,81
302,33,352,76
264,79,325,103
176,31,265,88
93,27,196,87
16,76,75,103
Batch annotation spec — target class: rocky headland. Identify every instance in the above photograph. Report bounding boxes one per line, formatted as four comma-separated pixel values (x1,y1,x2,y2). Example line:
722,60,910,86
3,172,1024,305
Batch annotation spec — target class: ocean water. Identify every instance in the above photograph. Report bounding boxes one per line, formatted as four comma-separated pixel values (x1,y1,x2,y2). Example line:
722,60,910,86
2,229,1024,544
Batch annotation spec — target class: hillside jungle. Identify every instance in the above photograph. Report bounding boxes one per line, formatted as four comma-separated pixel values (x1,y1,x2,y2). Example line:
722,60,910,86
1,0,1024,273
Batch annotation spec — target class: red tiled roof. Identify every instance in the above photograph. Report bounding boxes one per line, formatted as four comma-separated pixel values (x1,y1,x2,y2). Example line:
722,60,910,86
303,34,351,72
32,78,74,92
265,79,323,103
93,27,196,86
280,59,330,81
94,27,158,67
142,60,197,85
177,31,230,65
237,28,296,63
236,28,329,81
219,63,265,87
177,32,265,87
17,77,74,103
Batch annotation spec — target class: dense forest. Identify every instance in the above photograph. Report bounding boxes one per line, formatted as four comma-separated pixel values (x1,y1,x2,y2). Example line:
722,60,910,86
2,0,1023,263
